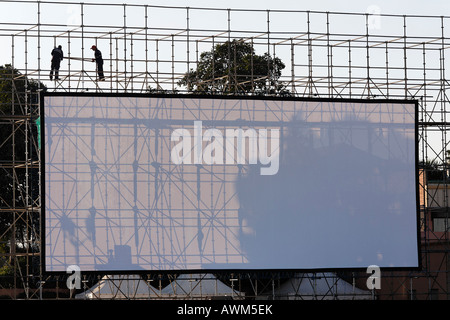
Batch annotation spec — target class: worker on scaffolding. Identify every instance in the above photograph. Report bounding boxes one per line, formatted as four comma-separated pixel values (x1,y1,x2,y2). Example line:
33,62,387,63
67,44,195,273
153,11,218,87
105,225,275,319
50,45,63,81
91,45,105,81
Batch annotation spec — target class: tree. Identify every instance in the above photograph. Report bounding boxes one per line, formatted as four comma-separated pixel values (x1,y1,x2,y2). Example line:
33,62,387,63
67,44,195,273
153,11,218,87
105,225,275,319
0,65,43,115
178,39,290,96
420,159,446,181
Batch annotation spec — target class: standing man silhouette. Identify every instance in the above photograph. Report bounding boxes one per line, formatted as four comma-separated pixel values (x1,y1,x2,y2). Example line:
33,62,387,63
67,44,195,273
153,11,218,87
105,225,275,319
91,45,105,81
50,45,63,80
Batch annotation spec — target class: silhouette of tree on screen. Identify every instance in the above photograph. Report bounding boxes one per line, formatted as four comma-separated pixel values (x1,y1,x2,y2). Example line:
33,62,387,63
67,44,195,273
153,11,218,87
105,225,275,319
178,39,290,96
0,65,44,281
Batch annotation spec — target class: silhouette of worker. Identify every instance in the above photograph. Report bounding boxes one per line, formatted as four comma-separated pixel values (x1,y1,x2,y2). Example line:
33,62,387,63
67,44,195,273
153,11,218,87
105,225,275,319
50,45,63,80
91,45,105,81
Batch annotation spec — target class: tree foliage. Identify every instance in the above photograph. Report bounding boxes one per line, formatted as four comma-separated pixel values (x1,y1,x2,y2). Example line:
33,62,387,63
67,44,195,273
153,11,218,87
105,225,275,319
178,39,290,96
0,64,42,116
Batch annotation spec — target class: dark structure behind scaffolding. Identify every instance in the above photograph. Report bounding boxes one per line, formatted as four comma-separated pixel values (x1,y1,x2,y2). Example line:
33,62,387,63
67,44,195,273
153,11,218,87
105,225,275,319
0,1,449,300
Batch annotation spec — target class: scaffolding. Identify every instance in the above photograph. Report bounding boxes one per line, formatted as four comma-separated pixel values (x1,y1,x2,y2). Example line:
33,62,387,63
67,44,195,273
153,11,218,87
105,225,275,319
0,0,449,299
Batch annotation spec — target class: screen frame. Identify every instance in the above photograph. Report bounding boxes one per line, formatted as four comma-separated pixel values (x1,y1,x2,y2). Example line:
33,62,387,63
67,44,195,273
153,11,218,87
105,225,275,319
40,92,421,275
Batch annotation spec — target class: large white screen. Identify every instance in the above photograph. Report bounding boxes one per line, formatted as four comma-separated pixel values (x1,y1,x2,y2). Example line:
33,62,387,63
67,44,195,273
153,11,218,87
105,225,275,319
43,94,418,272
